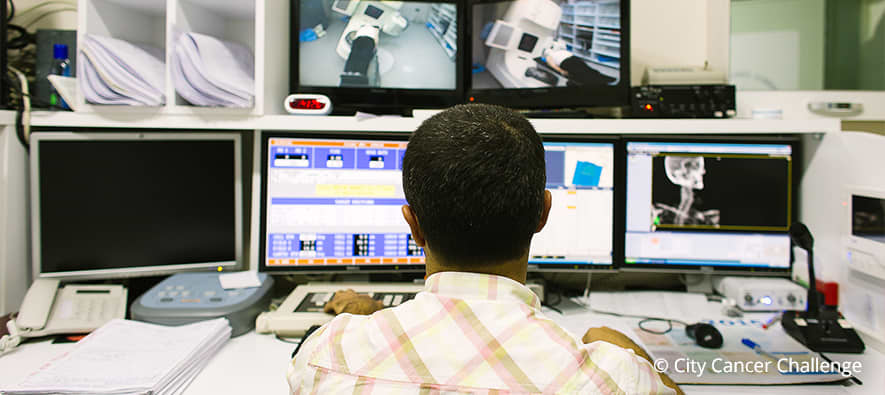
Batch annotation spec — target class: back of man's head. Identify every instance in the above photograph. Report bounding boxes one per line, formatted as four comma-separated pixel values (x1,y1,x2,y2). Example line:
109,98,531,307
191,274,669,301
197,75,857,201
402,104,546,266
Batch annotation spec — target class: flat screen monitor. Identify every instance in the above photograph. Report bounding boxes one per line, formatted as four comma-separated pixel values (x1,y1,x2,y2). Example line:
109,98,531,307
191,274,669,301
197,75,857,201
259,133,422,273
530,136,618,270
259,133,617,273
30,132,243,280
468,0,630,109
291,0,465,114
622,138,797,274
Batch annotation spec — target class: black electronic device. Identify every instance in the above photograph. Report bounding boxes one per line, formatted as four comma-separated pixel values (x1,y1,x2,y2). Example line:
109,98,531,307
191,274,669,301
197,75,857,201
467,0,630,110
781,222,866,353
631,85,735,118
685,323,723,349
290,0,465,115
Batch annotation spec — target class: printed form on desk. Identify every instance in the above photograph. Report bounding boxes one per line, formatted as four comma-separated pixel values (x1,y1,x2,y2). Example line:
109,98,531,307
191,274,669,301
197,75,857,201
588,291,716,323
1,318,231,395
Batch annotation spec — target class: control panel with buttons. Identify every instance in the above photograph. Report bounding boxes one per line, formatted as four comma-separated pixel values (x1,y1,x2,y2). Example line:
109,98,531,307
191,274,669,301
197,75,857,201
130,272,274,336
631,85,736,119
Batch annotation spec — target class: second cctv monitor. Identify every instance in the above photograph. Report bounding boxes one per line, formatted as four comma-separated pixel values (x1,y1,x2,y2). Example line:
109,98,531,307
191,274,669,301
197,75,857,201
468,0,630,109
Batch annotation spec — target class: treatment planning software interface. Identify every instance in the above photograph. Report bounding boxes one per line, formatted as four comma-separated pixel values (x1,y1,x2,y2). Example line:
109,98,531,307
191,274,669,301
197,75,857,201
532,142,614,266
264,138,423,268
624,141,793,269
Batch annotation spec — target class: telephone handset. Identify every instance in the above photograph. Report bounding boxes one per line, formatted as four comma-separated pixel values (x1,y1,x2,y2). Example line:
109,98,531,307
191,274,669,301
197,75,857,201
1,279,127,354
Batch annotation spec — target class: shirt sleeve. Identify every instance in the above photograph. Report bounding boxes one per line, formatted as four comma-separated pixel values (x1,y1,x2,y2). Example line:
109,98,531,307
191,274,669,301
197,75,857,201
286,324,330,394
585,341,677,395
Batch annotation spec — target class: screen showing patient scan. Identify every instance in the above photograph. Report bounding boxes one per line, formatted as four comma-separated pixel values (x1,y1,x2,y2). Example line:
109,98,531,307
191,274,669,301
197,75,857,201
624,141,793,270
297,0,458,90
471,0,622,89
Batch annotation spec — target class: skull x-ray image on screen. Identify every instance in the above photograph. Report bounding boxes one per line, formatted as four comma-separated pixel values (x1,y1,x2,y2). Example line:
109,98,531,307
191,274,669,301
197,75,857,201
651,154,790,230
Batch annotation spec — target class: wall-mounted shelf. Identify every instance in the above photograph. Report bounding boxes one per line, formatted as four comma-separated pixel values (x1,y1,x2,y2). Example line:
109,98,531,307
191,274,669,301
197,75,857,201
76,0,289,116
27,110,841,135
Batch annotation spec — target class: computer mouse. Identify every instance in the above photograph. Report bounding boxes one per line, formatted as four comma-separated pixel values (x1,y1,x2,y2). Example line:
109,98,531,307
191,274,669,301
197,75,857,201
685,323,723,349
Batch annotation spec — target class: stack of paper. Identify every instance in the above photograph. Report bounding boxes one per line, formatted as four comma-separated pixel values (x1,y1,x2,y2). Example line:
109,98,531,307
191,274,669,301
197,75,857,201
79,34,166,106
2,318,231,395
172,32,254,107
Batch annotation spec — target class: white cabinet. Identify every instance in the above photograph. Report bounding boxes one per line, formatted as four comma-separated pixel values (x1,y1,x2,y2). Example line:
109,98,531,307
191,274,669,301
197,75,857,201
76,0,289,115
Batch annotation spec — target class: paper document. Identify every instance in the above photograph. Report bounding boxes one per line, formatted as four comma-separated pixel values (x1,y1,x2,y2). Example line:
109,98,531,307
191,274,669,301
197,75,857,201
172,32,254,108
78,34,166,106
219,271,262,289
2,318,231,395
588,291,714,323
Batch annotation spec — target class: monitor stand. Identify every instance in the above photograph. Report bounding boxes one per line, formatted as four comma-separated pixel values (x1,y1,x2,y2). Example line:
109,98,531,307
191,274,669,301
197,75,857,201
333,273,370,283
684,273,714,294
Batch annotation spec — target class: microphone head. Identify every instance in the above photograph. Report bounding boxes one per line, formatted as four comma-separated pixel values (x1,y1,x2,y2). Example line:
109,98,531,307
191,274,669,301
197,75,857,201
789,222,814,250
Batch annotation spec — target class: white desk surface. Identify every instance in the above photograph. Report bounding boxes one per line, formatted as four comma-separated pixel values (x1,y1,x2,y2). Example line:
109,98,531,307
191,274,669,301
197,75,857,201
1,296,882,394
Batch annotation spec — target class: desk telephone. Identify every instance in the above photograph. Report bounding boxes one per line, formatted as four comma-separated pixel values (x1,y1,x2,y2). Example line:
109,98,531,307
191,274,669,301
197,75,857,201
1,279,127,354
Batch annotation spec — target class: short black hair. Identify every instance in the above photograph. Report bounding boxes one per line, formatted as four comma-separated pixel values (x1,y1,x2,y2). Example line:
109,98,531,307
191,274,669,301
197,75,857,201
402,104,546,265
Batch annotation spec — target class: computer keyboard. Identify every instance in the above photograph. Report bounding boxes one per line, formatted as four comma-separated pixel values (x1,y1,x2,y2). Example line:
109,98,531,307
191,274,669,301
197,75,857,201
293,291,418,313
255,282,425,336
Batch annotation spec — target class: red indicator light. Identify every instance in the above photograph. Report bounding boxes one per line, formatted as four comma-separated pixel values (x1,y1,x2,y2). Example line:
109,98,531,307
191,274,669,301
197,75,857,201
290,98,326,110
644,104,653,111
468,96,475,102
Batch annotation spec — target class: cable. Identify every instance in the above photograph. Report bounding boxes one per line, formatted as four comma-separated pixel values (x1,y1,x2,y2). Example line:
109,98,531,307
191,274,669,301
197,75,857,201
0,319,23,356
7,66,31,147
590,307,689,335
12,0,75,19
22,8,76,28
7,0,14,22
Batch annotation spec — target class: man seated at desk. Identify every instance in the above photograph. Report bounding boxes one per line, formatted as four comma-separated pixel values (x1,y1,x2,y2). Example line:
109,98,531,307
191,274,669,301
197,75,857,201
287,104,682,394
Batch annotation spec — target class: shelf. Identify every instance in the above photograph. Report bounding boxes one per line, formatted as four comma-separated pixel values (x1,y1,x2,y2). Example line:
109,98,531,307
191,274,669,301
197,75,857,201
76,0,288,115
25,111,842,135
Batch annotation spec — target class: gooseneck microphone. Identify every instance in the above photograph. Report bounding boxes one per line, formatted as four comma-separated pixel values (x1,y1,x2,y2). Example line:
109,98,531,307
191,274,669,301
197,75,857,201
789,222,818,318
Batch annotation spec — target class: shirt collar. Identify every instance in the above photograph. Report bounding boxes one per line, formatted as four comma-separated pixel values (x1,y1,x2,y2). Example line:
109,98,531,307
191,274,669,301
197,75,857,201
424,271,541,309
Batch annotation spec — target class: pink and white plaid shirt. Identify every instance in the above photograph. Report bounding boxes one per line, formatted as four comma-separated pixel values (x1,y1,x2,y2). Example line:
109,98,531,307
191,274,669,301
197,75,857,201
288,271,674,394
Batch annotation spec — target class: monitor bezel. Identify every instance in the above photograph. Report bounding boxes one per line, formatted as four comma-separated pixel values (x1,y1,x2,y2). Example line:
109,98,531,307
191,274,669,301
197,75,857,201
465,0,631,109
527,134,621,272
289,0,467,115
258,130,424,274
618,134,801,276
29,131,244,281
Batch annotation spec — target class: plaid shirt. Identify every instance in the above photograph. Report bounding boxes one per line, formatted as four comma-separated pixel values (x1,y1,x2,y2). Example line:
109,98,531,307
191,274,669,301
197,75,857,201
288,271,674,394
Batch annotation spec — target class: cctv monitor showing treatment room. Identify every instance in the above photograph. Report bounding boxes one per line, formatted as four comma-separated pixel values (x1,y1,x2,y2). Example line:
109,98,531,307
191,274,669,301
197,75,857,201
292,0,465,113
469,0,630,108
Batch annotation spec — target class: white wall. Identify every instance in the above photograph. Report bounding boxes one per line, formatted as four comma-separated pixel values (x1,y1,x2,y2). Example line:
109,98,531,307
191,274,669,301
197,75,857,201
630,0,730,86
0,125,30,315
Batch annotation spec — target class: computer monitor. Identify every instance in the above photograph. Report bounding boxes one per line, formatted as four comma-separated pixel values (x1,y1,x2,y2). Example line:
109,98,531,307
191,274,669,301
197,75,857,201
259,133,616,273
622,138,797,274
529,136,618,271
291,0,465,114
259,132,423,273
468,0,630,109
30,132,243,280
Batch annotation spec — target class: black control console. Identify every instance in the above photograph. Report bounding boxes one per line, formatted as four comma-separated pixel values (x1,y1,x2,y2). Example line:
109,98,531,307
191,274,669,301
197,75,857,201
631,85,736,118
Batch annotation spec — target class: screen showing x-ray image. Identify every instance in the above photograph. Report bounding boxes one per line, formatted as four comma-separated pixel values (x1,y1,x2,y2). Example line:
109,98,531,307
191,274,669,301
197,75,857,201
650,155,791,231
471,0,621,90
852,195,885,243
298,0,457,90
624,141,794,271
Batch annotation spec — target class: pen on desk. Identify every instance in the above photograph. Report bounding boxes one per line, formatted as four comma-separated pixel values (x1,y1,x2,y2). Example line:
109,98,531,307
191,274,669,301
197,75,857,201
762,313,781,330
741,338,780,362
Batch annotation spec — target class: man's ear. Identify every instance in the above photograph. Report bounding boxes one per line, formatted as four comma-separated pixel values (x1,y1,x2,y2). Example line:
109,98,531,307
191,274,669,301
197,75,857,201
401,205,426,246
535,190,552,233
